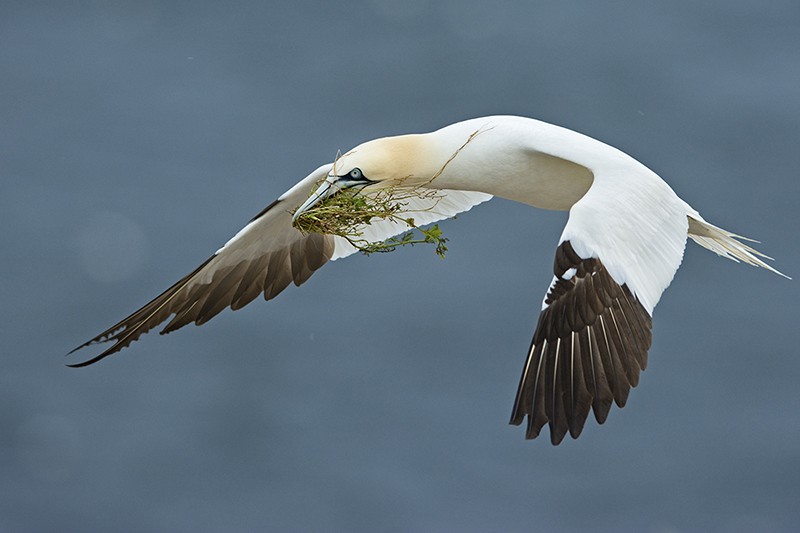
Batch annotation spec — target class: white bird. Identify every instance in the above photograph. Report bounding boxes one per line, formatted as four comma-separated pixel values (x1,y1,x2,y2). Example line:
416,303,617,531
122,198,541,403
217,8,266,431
70,116,785,444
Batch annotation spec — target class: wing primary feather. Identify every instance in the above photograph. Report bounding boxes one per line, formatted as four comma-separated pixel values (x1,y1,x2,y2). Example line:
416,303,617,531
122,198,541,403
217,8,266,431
569,328,592,438
617,288,653,371
263,248,293,300
230,255,270,310
66,256,217,366
588,320,614,423
68,180,338,366
549,338,570,445
510,240,654,443
564,333,577,436
605,306,632,406
161,301,200,333
530,341,549,437
517,340,548,438
510,336,538,425
189,264,244,325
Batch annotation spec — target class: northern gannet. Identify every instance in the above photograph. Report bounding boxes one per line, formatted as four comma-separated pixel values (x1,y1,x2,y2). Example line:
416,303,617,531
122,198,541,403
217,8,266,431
69,116,785,444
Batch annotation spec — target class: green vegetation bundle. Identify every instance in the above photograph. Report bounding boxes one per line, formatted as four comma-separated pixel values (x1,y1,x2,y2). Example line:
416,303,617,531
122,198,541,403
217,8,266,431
292,184,450,258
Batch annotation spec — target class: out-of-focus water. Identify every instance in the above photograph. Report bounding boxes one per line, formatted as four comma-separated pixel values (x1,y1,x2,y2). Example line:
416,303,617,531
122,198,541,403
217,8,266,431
2,1,799,531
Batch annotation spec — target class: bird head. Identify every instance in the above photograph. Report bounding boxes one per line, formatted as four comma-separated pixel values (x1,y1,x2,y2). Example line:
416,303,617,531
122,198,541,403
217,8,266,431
292,134,439,222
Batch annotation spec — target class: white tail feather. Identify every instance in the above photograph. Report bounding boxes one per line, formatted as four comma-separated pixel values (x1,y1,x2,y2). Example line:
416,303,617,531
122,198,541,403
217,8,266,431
687,215,790,279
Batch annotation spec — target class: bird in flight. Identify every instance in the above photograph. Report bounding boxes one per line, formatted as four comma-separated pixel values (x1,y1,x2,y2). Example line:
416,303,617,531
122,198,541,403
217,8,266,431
69,116,785,444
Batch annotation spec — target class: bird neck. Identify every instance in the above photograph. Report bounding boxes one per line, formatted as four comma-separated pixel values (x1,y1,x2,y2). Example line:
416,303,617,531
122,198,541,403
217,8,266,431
425,116,634,211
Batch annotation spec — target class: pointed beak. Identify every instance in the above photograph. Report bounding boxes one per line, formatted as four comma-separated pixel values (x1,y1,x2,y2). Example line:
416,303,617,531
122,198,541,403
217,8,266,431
292,175,374,223
292,177,342,223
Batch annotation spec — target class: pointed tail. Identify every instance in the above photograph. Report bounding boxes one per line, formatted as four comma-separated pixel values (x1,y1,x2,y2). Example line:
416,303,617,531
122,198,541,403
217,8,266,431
687,215,790,279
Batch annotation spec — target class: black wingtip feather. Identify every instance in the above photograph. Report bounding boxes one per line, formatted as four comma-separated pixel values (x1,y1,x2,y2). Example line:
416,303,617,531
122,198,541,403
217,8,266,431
510,240,653,444
65,343,119,367
67,209,337,368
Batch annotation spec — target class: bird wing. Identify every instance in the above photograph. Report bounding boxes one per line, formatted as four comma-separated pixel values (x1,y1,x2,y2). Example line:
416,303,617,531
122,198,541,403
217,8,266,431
69,168,492,366
509,166,690,444
68,164,335,366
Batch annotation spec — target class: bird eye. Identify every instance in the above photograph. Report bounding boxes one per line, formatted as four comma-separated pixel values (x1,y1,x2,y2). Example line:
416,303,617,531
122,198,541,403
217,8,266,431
349,168,363,180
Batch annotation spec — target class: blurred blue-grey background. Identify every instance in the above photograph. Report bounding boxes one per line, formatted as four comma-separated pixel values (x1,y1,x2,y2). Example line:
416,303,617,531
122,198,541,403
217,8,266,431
2,1,799,531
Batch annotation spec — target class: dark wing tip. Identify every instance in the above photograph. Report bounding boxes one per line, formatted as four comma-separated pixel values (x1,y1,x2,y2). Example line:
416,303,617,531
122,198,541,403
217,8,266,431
65,336,127,367
66,344,88,357
66,354,107,368
65,254,220,367
510,240,653,445
65,209,337,368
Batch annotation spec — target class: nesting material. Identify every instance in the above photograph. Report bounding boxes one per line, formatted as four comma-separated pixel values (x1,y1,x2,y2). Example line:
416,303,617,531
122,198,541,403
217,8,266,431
292,184,449,258
291,128,485,258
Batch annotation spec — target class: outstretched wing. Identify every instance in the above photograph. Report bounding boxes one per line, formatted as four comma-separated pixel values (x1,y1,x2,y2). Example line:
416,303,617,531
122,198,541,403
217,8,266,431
68,164,336,366
509,240,652,444
69,167,492,366
509,165,690,444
